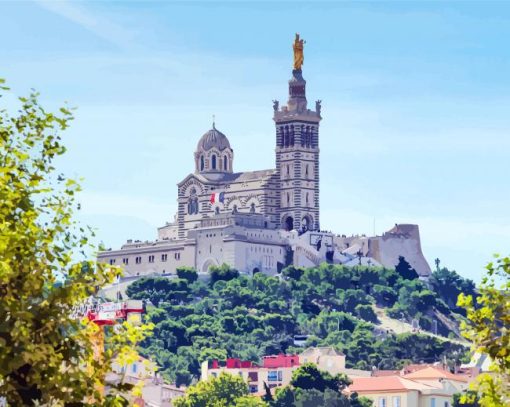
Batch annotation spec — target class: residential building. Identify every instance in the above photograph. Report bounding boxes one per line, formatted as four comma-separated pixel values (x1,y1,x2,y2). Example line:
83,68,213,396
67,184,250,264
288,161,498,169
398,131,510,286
109,357,186,407
349,376,458,407
201,346,368,395
201,354,300,395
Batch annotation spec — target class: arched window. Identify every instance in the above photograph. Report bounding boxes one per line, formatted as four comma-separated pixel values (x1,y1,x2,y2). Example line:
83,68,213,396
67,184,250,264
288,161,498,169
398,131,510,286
250,202,256,213
200,156,204,171
211,155,216,170
301,125,305,146
305,164,308,178
188,197,198,215
223,156,228,171
188,188,199,215
290,125,295,146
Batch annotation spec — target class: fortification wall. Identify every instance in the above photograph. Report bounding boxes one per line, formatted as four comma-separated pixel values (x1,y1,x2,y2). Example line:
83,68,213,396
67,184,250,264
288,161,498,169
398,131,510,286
368,224,431,276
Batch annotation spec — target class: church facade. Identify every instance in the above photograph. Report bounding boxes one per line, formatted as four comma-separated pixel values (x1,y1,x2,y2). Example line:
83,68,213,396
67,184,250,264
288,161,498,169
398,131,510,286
176,62,321,238
98,36,431,279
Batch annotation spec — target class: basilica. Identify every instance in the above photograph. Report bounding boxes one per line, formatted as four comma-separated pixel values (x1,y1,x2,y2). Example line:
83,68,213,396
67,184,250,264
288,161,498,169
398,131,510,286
98,35,431,278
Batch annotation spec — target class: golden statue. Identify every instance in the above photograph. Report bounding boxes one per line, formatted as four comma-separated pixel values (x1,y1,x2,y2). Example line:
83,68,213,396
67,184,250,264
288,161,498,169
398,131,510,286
293,33,305,70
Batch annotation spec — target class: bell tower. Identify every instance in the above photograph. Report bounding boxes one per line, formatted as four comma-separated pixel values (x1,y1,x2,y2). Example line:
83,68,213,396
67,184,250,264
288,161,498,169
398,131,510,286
274,34,321,232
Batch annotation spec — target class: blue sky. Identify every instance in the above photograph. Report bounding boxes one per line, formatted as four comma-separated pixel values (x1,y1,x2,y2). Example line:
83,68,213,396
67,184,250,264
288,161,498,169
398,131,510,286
2,1,509,282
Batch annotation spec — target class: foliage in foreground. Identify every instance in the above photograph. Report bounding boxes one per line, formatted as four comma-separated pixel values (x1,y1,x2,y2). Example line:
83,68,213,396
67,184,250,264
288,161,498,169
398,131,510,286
458,255,510,406
128,262,470,385
0,79,150,406
173,364,372,407
270,363,372,407
173,372,259,407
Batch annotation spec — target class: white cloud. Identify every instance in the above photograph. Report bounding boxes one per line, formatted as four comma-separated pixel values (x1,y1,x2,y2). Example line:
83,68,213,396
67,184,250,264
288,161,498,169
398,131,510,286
34,0,133,48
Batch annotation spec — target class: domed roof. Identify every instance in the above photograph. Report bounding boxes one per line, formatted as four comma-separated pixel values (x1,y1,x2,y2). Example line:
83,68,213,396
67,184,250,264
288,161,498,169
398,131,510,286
196,124,231,152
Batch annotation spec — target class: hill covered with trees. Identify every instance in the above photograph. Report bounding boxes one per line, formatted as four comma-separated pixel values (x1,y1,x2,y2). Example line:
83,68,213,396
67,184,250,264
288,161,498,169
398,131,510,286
126,262,476,386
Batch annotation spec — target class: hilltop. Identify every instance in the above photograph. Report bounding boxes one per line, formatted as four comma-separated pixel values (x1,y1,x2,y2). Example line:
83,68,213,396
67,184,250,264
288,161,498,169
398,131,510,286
123,262,475,385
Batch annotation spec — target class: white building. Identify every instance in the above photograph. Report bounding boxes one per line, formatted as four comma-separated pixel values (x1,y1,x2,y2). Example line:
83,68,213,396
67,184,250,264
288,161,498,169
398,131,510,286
98,37,431,279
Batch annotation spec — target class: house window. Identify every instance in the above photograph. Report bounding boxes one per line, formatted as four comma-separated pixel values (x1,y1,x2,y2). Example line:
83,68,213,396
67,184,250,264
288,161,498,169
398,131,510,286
378,398,387,407
431,399,436,407
392,396,401,407
135,256,141,264
175,252,181,260
268,371,282,382
161,254,168,262
148,255,155,263
109,259,116,265
123,258,129,265
132,363,137,374
200,155,204,171
249,385,258,393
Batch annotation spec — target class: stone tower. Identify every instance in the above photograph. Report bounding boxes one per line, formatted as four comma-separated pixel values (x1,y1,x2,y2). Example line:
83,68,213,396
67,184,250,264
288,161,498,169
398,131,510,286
274,38,321,232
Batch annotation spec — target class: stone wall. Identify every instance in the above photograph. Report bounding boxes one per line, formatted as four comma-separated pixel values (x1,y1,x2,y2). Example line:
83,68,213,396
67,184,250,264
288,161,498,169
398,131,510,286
368,224,431,276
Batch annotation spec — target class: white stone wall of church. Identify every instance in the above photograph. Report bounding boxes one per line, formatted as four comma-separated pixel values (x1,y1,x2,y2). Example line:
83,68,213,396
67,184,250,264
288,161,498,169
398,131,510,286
232,241,286,275
98,243,194,277
194,228,227,274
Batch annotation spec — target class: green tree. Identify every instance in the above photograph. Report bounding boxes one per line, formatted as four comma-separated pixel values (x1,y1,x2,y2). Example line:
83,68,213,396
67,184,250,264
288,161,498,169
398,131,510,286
355,304,378,323
453,392,479,406
0,80,150,405
177,266,199,284
458,255,510,406
282,265,305,280
290,363,351,393
173,372,250,407
431,267,476,314
395,256,418,280
235,396,269,407
272,386,295,407
210,263,240,284
349,393,373,407
371,284,397,307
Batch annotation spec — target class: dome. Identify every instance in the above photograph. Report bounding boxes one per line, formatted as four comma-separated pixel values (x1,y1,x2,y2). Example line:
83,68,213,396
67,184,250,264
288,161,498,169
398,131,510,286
196,125,231,153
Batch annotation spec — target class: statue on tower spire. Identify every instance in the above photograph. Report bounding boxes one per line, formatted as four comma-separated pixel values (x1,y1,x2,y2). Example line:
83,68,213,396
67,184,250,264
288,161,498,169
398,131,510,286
293,33,305,70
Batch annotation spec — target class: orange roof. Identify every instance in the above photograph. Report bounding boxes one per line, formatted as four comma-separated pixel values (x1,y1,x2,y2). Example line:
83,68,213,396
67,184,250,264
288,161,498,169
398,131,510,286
372,370,401,377
349,376,438,393
403,363,436,374
403,366,469,383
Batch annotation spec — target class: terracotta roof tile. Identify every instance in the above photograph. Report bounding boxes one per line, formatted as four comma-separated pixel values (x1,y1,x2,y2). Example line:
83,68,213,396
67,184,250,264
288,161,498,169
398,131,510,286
403,366,469,383
349,376,439,393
